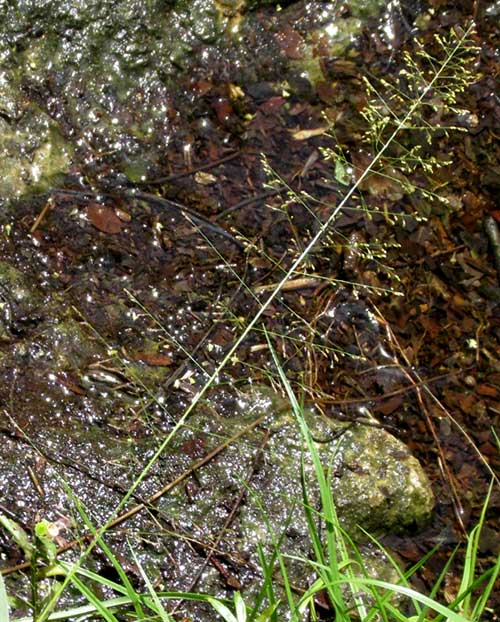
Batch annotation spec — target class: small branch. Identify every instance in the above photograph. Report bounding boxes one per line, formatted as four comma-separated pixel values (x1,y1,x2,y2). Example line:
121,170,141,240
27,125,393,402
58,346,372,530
214,186,286,221
141,150,241,185
30,198,54,233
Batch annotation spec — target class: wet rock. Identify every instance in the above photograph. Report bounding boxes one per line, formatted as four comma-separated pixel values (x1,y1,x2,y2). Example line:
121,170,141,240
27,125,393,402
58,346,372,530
0,0,396,196
0,376,433,618
153,386,434,594
330,424,435,533
29,318,102,371
219,387,435,539
0,104,73,197
0,261,45,340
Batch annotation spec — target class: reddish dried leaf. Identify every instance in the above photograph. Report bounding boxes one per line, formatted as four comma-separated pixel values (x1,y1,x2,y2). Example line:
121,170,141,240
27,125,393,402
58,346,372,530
275,26,305,60
87,203,123,234
134,352,173,366
212,97,234,125
476,384,498,398
458,393,476,414
258,96,286,114
479,442,498,456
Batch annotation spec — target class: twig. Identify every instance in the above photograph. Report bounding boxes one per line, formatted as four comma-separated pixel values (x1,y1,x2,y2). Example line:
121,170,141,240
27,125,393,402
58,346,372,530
141,151,241,185
131,190,243,248
254,276,322,293
322,370,464,406
214,186,285,220
371,303,467,531
30,198,54,233
51,188,243,249
484,215,500,284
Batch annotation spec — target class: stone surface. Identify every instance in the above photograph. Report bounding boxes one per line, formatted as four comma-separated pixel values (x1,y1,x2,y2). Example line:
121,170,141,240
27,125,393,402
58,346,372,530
330,424,435,533
0,0,392,196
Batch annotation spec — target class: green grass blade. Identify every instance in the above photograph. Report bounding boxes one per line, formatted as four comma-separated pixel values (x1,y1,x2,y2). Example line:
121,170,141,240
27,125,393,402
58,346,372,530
66,493,145,620
456,478,494,617
0,573,10,622
255,544,279,622
267,329,373,619
69,574,120,622
0,515,33,561
12,596,134,622
328,577,471,622
205,596,238,622
57,561,128,594
129,544,173,622
244,484,296,622
470,554,500,619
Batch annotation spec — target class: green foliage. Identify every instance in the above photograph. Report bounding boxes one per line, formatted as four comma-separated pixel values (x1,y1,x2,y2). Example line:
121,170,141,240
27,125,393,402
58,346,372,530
0,515,33,561
362,27,479,154
0,573,10,622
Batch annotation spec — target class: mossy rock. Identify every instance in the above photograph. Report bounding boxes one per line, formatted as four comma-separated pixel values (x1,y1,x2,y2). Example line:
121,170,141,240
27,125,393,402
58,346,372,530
329,425,435,534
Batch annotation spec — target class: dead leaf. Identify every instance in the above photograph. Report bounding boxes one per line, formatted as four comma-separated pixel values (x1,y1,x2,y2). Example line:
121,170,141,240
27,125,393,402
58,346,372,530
275,26,305,60
87,203,123,234
290,126,329,140
195,171,217,185
476,384,498,398
133,352,174,366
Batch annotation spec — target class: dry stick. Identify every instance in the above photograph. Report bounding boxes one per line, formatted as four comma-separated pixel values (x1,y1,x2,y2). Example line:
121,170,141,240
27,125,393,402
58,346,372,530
35,26,476,619
414,375,467,533
322,370,464,406
30,197,54,233
0,413,267,577
141,150,242,185
254,276,322,293
51,188,242,249
484,215,500,283
214,187,285,220
130,190,243,248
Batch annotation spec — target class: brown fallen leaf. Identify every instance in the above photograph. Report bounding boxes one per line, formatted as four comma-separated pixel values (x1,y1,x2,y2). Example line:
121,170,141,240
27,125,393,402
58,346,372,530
290,126,330,140
476,384,498,398
133,352,173,366
275,26,305,60
86,202,123,234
